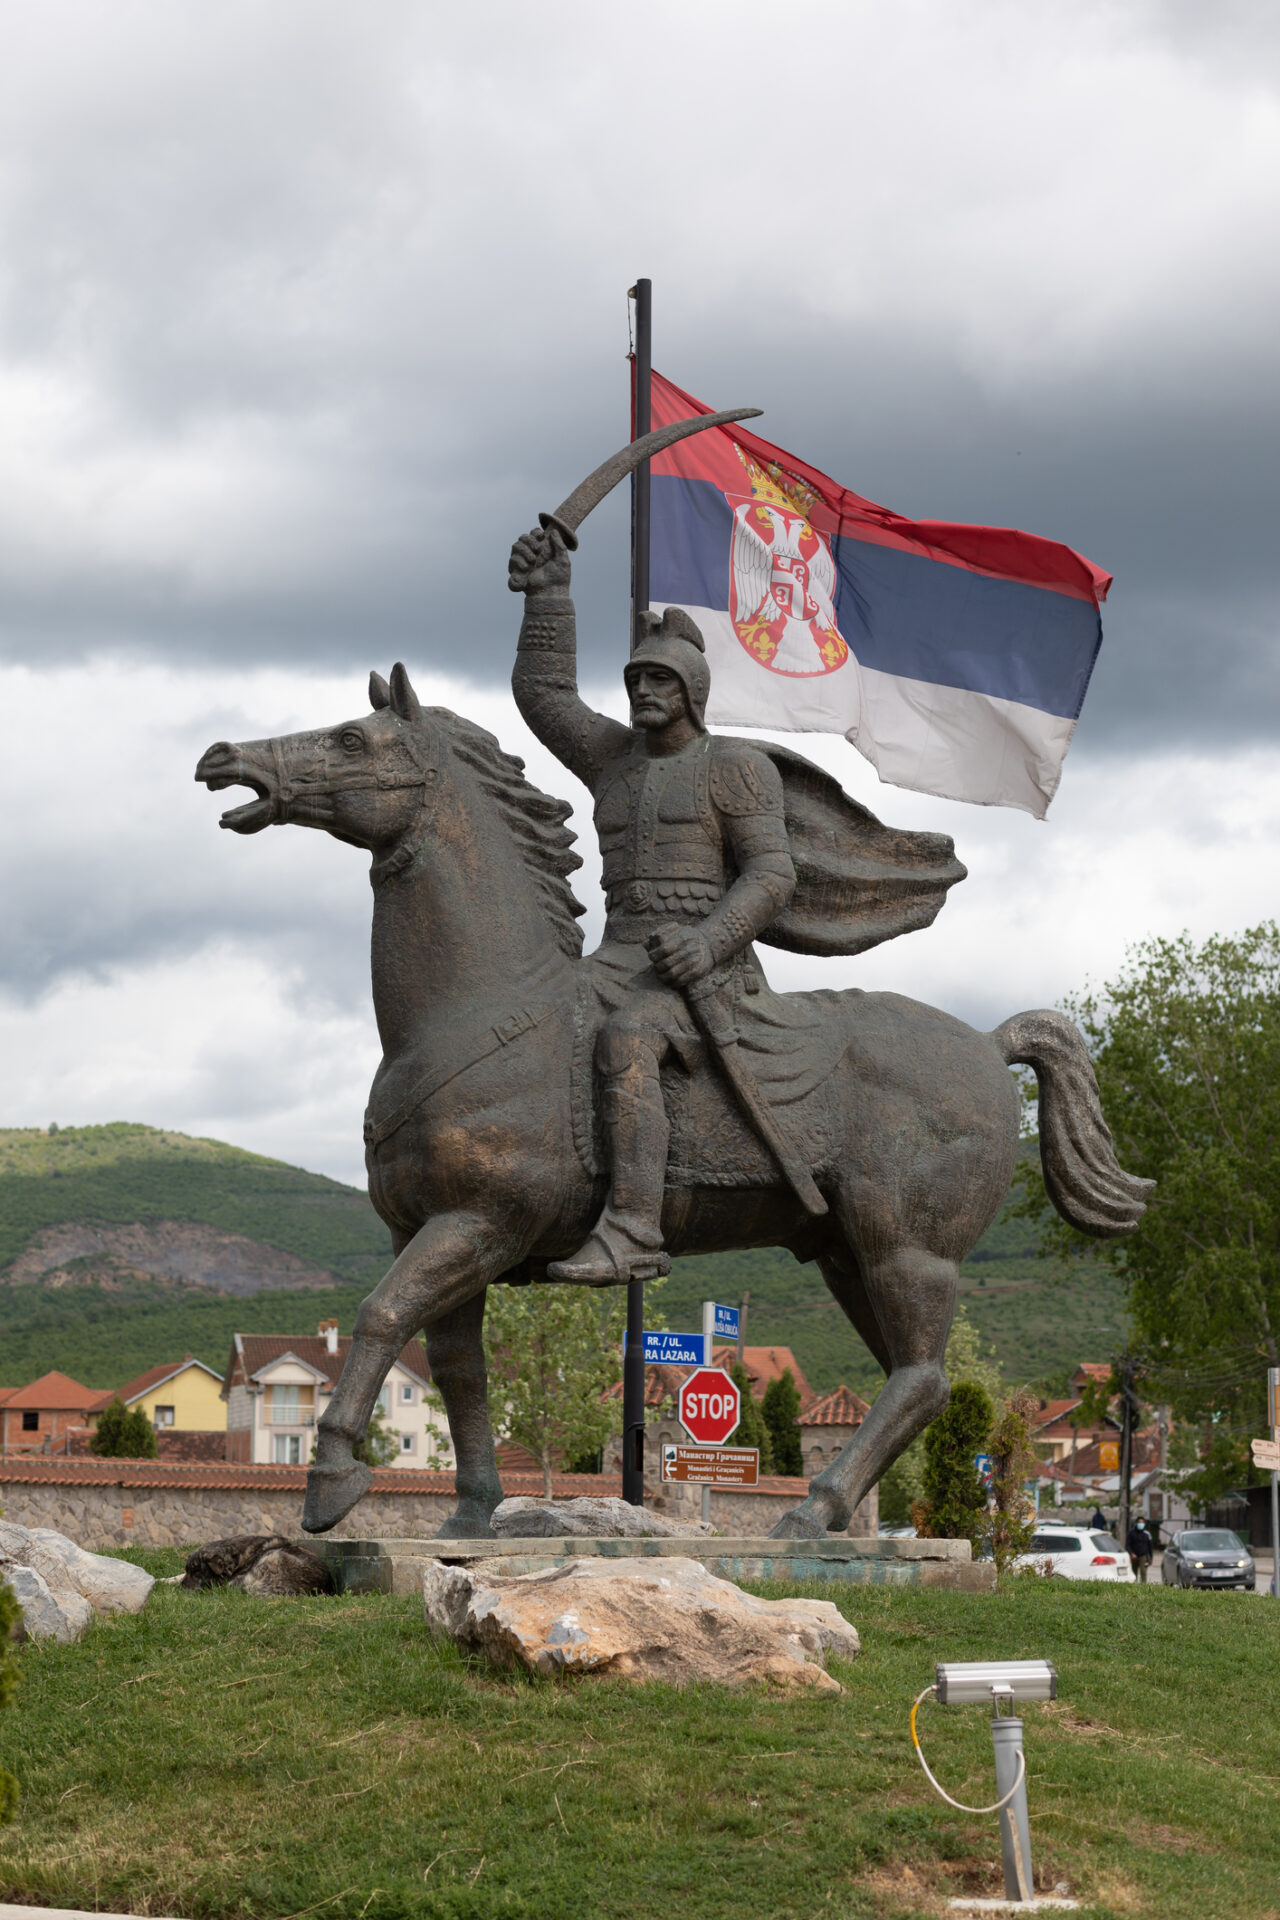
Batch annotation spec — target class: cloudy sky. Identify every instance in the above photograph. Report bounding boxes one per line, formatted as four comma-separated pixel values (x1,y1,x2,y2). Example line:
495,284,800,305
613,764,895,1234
2,0,1278,1186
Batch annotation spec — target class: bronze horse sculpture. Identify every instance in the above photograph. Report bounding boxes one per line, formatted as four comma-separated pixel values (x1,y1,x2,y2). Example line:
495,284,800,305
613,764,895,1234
197,662,1152,1539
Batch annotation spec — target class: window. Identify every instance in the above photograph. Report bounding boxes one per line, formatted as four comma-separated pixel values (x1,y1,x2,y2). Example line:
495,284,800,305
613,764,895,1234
22,1410,38,1432
1029,1533,1083,1553
273,1434,302,1465
154,1405,175,1428
401,1431,416,1454
265,1386,309,1424
376,1386,390,1415
400,1384,414,1404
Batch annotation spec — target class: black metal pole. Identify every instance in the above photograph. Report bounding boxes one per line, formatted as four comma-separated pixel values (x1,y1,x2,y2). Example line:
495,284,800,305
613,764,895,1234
1118,1356,1134,1553
621,275,652,1506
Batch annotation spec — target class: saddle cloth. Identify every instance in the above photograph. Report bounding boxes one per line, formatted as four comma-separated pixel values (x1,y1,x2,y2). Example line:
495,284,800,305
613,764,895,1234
570,941,850,1188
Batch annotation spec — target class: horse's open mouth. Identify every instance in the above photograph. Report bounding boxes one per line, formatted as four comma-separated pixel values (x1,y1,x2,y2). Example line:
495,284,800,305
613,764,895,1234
195,744,275,833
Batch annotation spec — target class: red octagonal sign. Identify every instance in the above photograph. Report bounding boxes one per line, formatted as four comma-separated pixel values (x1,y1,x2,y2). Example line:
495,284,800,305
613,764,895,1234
679,1367,741,1446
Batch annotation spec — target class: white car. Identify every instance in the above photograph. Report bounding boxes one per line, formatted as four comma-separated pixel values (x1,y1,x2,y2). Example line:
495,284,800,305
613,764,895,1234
1016,1524,1136,1583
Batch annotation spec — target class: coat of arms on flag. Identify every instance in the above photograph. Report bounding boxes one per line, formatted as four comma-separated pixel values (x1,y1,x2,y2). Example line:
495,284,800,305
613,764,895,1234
645,370,1111,818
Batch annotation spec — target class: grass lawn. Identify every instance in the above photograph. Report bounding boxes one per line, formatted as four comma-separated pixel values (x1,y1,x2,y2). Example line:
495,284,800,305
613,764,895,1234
2,1552,1276,1920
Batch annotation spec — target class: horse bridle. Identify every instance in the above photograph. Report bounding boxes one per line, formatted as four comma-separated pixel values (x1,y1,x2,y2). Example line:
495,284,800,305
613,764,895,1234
268,723,442,879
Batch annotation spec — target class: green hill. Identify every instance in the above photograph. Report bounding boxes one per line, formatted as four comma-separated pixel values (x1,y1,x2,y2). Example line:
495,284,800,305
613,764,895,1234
0,1122,1126,1395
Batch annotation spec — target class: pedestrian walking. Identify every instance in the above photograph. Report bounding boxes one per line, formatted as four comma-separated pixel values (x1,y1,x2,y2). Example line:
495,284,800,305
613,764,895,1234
1127,1517,1154,1581
1090,1506,1107,1530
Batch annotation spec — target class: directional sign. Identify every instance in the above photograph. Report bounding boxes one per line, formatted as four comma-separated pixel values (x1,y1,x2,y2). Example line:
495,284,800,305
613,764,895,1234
974,1452,993,1485
679,1367,741,1445
712,1302,740,1342
662,1444,758,1488
1251,1436,1280,1470
622,1331,708,1367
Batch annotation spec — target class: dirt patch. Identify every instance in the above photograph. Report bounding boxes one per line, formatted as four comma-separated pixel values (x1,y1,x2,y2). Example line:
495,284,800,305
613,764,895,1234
2,1220,343,1294
1039,1699,1115,1739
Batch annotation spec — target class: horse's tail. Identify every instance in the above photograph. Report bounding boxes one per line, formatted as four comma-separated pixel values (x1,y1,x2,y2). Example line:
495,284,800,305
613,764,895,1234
992,1009,1155,1238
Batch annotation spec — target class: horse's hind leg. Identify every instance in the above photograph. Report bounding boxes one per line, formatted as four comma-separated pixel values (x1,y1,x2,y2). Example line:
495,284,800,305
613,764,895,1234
770,1240,956,1540
302,1209,512,1535
424,1289,504,1539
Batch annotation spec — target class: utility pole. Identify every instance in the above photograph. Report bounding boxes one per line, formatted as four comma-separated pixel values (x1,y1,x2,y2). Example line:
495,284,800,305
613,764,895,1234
620,275,652,1508
1117,1353,1140,1550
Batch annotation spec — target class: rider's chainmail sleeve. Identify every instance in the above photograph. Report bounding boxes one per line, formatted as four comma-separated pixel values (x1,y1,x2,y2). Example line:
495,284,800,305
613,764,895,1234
512,587,630,793
701,747,796,966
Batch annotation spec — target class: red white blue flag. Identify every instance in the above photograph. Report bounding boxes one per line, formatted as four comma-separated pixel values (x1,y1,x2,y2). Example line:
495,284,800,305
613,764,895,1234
647,371,1111,818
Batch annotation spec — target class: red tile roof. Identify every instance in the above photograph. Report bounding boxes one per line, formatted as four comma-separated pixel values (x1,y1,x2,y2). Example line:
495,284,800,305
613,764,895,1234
800,1385,870,1427
117,1357,222,1404
712,1345,813,1403
1073,1362,1113,1385
0,1371,114,1413
225,1333,431,1394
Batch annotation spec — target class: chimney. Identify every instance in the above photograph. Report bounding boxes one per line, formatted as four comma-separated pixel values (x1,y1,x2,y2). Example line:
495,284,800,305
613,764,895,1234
319,1320,339,1355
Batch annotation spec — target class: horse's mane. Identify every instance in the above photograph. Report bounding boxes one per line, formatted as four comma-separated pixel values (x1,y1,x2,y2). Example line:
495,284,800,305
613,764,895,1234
432,709,586,958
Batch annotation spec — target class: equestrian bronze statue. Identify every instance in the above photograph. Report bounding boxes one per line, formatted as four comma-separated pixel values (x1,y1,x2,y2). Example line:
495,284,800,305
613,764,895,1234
197,414,1152,1541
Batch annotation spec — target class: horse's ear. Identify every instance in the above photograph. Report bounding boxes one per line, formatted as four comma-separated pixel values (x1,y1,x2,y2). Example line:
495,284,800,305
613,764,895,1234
369,671,391,711
389,663,422,723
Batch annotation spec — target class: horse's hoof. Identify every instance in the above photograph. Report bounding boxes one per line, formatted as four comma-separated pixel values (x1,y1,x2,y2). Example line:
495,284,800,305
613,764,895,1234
300,1460,373,1534
768,1504,833,1541
435,1505,498,1541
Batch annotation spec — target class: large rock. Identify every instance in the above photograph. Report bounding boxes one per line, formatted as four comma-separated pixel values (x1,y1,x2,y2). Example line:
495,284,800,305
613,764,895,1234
422,1554,860,1690
490,1496,712,1538
0,1520,152,1642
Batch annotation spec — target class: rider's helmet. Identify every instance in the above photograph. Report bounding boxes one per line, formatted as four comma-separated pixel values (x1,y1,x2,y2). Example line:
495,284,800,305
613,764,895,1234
624,608,710,732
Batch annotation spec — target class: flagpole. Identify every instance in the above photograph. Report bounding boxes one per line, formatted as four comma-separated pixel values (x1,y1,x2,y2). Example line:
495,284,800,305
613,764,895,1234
622,275,652,1506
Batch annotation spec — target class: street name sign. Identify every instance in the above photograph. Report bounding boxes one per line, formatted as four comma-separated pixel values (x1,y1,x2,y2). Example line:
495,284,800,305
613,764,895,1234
622,1331,707,1366
662,1444,759,1487
678,1367,741,1445
712,1302,740,1342
1251,1435,1280,1471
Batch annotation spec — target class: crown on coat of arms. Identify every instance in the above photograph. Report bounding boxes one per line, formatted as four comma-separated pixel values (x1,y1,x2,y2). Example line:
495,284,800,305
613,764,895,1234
734,444,820,522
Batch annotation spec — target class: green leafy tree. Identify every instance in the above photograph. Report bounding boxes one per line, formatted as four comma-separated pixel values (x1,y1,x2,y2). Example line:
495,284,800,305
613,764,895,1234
980,1391,1039,1573
484,1285,627,1497
913,1380,994,1542
727,1362,773,1474
354,1403,398,1467
1017,924,1280,1475
761,1368,803,1476
878,1307,1005,1525
0,1576,19,1825
89,1396,158,1459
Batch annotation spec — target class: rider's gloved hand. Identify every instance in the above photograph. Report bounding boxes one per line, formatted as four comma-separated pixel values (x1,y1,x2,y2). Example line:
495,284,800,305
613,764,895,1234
508,525,572,595
646,926,714,988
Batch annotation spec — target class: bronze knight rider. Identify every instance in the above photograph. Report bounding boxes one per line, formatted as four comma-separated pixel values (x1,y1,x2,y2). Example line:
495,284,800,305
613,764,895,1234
509,523,798,1284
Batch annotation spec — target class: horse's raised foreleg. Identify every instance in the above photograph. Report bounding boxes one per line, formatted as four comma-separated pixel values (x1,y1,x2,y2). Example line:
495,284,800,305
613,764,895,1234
424,1288,504,1539
302,1210,512,1534
770,1242,956,1539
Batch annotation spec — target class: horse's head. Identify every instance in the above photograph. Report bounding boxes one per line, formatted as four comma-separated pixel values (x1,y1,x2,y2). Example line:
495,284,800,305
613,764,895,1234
196,663,440,856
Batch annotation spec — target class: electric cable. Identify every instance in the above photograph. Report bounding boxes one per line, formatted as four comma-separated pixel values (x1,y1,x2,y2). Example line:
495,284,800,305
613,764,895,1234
908,1686,1026,1815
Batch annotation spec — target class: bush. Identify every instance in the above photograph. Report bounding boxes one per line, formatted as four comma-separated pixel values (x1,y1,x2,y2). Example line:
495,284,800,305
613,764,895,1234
914,1379,993,1542
980,1391,1039,1573
761,1369,803,1477
0,1576,20,1825
89,1396,158,1459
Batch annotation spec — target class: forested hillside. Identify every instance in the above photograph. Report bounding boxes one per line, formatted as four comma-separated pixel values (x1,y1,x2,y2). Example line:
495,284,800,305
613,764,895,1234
0,1123,1126,1393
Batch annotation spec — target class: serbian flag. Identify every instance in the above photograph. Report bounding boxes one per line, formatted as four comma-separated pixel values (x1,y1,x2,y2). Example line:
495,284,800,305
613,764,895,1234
648,372,1111,818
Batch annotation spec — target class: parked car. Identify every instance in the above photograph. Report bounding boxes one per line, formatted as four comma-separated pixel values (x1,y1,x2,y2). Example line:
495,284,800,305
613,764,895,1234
1160,1529,1255,1590
1016,1525,1136,1582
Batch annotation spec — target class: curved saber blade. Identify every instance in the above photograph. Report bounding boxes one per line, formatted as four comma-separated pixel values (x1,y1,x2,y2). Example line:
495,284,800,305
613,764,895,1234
539,406,762,549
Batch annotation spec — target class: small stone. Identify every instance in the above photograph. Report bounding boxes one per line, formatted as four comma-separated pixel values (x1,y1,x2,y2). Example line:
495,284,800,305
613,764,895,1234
490,1496,712,1538
422,1553,860,1689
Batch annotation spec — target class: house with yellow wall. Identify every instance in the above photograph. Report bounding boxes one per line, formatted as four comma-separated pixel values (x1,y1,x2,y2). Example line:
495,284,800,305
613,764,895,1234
117,1357,227,1432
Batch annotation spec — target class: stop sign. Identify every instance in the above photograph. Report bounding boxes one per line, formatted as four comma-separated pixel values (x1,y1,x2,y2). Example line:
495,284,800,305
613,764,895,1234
679,1367,741,1446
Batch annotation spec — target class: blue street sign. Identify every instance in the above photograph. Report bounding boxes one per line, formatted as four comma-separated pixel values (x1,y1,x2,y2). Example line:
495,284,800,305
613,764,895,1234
974,1452,993,1484
622,1331,709,1367
713,1303,740,1341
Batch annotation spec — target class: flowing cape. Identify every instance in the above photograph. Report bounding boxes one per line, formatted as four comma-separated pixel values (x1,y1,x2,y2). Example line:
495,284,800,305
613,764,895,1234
744,740,966,957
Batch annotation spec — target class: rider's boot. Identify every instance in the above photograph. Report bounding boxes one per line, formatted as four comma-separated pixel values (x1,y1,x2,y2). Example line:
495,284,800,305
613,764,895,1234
548,1067,671,1284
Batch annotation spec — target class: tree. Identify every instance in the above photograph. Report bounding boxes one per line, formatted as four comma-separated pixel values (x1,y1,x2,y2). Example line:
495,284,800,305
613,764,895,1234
913,1379,994,1542
727,1362,773,1474
877,1306,1005,1525
1018,924,1280,1486
89,1397,158,1459
980,1391,1039,1573
761,1369,803,1476
484,1285,627,1497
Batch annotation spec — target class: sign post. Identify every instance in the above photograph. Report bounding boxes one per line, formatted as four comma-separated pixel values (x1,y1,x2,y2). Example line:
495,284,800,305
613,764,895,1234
1265,1365,1279,1598
662,1444,759,1488
699,1305,741,1523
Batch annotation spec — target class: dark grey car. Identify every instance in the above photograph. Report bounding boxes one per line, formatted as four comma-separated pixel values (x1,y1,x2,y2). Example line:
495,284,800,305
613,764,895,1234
1161,1528,1255,1590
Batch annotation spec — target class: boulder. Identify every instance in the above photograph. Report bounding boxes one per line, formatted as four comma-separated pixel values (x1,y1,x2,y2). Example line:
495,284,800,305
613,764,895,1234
3,1564,92,1644
490,1496,712,1538
422,1554,860,1690
0,1520,153,1642
182,1533,333,1595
